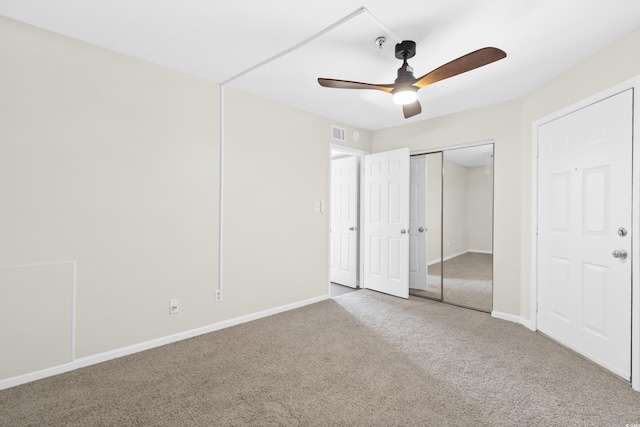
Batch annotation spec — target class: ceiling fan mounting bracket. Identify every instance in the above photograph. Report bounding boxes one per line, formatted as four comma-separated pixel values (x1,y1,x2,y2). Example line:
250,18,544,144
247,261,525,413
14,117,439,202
395,40,416,60
375,36,387,49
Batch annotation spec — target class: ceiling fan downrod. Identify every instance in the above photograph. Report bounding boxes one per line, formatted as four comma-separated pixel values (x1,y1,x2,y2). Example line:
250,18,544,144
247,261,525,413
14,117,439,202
394,40,417,84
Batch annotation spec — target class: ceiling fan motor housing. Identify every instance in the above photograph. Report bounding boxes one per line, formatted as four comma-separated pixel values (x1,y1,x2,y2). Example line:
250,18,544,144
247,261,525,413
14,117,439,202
395,40,416,60
395,64,415,84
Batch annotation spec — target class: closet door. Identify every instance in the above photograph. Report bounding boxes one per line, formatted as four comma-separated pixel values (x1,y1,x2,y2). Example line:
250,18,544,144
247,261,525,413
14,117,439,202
441,145,494,312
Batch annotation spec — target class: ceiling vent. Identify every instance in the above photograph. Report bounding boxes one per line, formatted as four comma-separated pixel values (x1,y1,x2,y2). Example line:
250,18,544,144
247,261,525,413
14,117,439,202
331,125,346,142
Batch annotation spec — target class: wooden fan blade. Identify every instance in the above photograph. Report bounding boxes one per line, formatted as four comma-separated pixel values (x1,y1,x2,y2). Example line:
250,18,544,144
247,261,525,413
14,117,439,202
403,100,422,119
318,78,395,93
414,47,506,89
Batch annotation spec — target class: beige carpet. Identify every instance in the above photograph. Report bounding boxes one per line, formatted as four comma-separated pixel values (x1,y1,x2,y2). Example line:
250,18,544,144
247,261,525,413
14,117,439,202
412,252,493,312
2,290,639,426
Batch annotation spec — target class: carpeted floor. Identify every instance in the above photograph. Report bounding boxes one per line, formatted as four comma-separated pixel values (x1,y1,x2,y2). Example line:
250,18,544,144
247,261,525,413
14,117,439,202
1,290,639,426
412,252,493,312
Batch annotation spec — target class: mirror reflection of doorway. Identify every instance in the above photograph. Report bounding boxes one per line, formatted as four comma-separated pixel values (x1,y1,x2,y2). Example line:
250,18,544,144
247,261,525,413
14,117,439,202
409,143,494,313
409,152,443,300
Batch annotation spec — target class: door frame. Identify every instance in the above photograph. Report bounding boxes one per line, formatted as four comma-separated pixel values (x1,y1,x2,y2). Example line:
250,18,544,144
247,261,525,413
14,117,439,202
329,144,368,294
530,76,640,391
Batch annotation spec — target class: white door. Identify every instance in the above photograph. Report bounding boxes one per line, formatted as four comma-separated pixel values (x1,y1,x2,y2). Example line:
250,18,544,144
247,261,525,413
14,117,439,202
330,156,358,288
537,89,633,380
409,156,428,290
363,148,410,298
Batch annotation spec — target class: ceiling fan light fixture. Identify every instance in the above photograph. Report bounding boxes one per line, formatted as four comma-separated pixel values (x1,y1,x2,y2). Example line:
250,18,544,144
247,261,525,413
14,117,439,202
392,87,418,105
317,42,506,119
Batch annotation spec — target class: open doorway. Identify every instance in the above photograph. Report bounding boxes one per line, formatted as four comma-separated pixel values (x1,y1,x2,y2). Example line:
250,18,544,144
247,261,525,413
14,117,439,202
329,146,366,297
329,146,412,299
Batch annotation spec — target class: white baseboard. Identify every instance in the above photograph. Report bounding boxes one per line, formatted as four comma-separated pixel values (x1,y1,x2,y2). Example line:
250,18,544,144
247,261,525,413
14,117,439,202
427,249,493,266
469,249,492,255
0,295,329,391
427,251,465,266
443,251,467,262
491,310,535,331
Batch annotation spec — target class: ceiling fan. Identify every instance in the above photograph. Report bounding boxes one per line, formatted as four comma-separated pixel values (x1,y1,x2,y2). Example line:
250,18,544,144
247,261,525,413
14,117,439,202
318,41,506,119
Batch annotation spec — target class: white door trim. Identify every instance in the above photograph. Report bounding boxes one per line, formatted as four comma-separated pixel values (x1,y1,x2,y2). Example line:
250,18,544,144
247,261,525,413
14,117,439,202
530,76,640,391
329,144,368,295
411,139,495,157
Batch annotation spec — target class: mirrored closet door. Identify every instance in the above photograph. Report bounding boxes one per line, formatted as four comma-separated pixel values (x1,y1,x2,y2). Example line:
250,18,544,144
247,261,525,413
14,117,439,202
409,152,442,301
442,144,494,312
409,143,494,313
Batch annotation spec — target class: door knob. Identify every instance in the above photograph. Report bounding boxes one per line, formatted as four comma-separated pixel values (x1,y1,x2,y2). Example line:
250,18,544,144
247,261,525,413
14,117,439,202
349,227,355,231
400,229,407,234
418,227,425,233
612,249,628,259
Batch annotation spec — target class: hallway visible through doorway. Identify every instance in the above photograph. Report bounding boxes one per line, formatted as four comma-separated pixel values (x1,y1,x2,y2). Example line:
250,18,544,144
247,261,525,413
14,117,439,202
331,282,359,298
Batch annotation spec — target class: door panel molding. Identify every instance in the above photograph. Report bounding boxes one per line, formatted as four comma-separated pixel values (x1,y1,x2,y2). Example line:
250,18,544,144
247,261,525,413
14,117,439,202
363,148,410,298
330,156,359,287
329,144,368,294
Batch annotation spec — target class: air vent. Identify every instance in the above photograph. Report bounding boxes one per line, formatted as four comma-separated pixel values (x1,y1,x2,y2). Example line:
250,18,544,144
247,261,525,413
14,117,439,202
331,125,346,142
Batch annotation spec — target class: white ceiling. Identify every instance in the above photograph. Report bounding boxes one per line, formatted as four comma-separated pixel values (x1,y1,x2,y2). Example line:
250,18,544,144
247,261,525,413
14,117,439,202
444,144,493,168
2,1,640,131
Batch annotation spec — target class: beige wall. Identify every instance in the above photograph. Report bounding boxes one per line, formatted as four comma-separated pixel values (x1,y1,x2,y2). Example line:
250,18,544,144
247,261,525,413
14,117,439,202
467,165,493,252
0,16,221,376
221,87,370,316
442,159,468,258
441,160,493,258
0,16,371,382
425,155,492,264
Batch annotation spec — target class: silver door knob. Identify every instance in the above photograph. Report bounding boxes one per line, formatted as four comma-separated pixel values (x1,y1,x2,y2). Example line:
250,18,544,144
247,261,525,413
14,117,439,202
612,249,628,259
349,227,355,231
418,227,425,233
400,229,407,234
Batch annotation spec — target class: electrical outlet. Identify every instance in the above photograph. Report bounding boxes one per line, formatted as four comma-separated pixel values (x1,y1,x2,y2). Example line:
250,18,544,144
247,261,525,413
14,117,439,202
169,299,179,314
215,290,223,302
